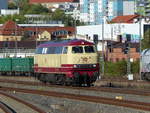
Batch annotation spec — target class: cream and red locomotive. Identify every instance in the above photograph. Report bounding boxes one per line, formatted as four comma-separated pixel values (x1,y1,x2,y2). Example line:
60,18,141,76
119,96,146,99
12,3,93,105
34,39,99,86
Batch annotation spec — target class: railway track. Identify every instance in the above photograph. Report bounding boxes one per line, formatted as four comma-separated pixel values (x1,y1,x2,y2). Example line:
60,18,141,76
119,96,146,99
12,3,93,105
0,101,14,113
0,91,46,113
0,78,150,97
0,86,150,112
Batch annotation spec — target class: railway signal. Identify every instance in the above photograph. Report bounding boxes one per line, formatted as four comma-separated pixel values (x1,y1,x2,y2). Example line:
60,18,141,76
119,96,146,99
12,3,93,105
124,41,129,54
93,34,98,45
124,34,132,79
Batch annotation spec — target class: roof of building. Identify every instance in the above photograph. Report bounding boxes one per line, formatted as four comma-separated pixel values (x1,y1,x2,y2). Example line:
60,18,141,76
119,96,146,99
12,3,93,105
29,0,76,3
0,20,23,35
0,20,75,38
39,39,94,47
111,15,140,23
23,26,74,33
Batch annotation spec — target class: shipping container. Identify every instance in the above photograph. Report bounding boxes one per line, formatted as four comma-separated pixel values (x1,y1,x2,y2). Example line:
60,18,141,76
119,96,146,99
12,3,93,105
0,58,12,72
12,57,34,72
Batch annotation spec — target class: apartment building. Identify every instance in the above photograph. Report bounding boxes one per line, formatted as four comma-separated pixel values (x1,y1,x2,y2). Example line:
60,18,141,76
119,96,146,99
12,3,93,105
80,0,136,25
145,0,150,16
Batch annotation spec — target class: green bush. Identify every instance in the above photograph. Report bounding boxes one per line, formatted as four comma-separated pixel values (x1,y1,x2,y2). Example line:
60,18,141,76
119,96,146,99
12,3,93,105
131,60,139,74
101,60,139,77
104,61,127,77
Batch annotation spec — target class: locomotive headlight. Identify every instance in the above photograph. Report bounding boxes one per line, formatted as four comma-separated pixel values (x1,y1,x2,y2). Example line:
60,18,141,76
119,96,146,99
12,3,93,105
93,64,96,67
73,64,77,68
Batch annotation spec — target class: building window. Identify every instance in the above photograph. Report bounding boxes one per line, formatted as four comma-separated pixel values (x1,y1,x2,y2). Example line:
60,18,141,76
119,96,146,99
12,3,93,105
109,48,113,53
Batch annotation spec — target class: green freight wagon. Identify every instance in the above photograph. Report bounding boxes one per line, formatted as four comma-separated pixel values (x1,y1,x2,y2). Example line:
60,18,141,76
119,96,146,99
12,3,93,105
11,57,34,76
0,58,12,73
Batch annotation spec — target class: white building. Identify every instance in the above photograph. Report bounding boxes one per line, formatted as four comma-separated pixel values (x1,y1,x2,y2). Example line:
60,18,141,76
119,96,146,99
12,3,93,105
1,9,19,15
77,23,144,51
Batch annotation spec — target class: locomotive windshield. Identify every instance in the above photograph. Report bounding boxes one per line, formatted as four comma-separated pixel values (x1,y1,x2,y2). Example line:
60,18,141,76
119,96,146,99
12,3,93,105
72,46,95,54
63,47,68,54
84,46,95,53
72,46,83,53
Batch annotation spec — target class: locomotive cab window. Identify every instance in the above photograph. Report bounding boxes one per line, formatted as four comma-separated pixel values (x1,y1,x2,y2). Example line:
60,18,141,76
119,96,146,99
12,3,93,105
84,46,95,53
72,46,83,53
63,47,68,54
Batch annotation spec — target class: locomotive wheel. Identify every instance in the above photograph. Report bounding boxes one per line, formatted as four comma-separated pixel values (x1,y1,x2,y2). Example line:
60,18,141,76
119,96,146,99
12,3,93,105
73,72,81,87
145,73,150,81
141,73,146,80
86,76,91,87
55,74,65,85
64,77,72,86
39,74,47,83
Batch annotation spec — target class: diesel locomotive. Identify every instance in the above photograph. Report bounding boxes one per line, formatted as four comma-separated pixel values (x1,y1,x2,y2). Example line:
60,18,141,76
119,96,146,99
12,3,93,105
34,39,100,86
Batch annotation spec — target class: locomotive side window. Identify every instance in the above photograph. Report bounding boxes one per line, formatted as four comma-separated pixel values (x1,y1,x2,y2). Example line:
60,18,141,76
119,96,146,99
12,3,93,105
47,47,63,54
47,47,55,54
72,46,83,53
84,46,95,53
55,47,63,54
42,48,47,54
63,47,68,54
36,47,43,54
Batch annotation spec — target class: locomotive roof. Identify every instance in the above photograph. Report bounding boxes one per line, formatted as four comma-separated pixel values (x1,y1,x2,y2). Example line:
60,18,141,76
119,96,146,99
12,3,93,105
38,39,94,47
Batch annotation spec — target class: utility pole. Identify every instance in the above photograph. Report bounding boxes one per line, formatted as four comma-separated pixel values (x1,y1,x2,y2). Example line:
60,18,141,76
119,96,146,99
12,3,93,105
74,8,77,39
124,34,132,78
101,17,105,78
127,42,131,75
36,22,38,48
139,16,142,80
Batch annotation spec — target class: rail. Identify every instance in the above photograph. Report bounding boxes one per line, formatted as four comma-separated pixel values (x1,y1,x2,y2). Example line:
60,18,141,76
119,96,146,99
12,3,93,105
0,86,150,111
0,91,46,113
0,101,13,113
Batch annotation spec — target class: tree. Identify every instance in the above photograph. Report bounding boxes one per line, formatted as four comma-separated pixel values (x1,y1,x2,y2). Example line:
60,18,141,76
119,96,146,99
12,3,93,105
8,2,18,9
142,29,150,50
51,9,85,27
0,14,26,24
26,4,49,14
51,9,65,21
14,0,29,9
